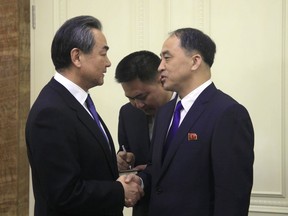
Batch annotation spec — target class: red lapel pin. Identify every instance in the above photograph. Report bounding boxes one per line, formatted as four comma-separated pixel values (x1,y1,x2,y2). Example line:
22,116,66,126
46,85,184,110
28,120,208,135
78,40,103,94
188,133,198,141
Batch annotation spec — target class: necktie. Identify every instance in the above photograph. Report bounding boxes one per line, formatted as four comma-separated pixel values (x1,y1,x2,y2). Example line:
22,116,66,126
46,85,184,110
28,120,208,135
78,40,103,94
163,100,183,158
86,94,110,146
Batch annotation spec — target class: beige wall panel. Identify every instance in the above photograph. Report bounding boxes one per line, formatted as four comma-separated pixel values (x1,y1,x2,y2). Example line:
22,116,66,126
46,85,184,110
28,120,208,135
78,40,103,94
169,0,211,32
30,0,54,100
30,0,288,215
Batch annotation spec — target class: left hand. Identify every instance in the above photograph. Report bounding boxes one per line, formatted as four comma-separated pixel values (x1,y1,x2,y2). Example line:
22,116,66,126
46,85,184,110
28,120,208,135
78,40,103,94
117,151,135,170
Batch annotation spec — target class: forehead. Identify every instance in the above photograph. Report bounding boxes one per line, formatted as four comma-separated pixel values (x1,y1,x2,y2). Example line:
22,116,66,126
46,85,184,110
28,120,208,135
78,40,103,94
161,35,181,54
121,79,156,95
92,29,109,50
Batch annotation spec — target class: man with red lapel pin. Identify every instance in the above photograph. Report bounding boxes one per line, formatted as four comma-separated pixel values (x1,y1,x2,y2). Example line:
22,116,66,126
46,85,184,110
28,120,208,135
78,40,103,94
138,28,254,216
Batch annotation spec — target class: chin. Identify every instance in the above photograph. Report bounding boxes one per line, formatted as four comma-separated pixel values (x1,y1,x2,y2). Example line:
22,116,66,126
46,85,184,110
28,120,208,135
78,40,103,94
97,80,104,86
163,83,171,91
143,110,154,116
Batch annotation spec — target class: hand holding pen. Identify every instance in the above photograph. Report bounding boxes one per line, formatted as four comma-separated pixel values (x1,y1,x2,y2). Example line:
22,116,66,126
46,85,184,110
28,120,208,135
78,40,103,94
116,145,135,171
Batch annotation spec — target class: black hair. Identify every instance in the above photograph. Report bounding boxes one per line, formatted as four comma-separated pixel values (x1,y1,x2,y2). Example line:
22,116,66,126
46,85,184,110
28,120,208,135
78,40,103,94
172,28,216,67
115,50,161,83
51,15,102,70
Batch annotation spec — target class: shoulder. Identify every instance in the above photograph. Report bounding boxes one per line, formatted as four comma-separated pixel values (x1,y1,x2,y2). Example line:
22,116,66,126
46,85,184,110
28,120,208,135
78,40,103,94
201,83,241,108
155,98,177,119
209,89,252,124
119,102,144,116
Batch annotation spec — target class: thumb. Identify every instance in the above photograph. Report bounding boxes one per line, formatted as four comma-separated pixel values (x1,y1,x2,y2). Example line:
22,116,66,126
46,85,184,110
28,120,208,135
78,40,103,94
124,174,135,183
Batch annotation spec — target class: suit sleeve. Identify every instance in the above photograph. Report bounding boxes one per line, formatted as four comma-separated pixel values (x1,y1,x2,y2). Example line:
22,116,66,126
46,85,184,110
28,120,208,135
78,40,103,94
211,104,254,216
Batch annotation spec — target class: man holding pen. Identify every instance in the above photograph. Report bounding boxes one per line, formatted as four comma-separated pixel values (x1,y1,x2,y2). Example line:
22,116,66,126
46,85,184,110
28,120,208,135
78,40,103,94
115,51,175,216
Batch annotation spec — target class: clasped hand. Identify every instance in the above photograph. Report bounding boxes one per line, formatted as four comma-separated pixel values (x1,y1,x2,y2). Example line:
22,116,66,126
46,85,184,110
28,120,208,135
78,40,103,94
117,174,144,207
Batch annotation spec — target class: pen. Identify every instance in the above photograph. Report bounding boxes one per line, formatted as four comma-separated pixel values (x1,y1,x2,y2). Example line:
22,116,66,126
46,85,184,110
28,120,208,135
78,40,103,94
122,145,132,169
122,145,127,152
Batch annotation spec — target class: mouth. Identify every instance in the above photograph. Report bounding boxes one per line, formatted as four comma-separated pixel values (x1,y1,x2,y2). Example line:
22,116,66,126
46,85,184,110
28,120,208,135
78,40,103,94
160,75,166,85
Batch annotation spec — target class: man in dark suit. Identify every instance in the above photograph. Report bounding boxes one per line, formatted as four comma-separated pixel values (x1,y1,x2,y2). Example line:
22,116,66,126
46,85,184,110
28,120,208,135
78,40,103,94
25,15,143,216
138,28,254,215
115,51,175,216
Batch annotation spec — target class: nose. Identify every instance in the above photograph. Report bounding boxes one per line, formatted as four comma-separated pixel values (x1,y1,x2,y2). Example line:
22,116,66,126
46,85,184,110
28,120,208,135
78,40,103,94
133,99,145,109
158,59,165,72
106,57,111,67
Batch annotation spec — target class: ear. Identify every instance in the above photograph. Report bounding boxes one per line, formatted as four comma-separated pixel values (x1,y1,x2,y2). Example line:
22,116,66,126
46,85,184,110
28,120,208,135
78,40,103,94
70,48,81,68
191,54,202,70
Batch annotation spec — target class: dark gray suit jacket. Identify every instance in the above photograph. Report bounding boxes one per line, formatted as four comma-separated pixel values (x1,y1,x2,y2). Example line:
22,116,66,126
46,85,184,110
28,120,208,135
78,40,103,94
140,83,254,216
118,103,151,166
26,78,124,216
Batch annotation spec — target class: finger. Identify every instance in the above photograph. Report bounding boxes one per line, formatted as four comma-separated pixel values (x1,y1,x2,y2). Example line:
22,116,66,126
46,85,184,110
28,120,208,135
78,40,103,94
126,152,135,163
116,175,126,184
117,162,128,171
125,198,133,207
124,174,139,183
117,154,130,170
117,152,127,163
117,151,127,159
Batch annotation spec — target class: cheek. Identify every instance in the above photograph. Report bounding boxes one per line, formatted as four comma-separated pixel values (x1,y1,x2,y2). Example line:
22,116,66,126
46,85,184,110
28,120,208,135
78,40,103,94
171,63,189,79
166,63,180,78
144,96,159,108
93,57,105,68
93,64,104,77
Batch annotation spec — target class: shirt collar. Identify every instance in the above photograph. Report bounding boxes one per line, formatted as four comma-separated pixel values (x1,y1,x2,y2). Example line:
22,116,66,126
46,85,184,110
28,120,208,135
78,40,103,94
170,92,177,101
177,79,212,112
54,72,88,105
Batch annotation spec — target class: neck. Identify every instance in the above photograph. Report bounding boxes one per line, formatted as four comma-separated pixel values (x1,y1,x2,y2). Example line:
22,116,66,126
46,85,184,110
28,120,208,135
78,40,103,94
166,91,174,101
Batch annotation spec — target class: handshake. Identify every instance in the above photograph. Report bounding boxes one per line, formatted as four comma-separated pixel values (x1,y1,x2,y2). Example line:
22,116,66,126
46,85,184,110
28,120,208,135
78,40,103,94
117,174,144,207
116,149,145,207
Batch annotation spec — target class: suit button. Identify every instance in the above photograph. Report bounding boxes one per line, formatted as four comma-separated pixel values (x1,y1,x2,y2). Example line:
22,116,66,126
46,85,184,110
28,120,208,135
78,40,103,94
156,187,162,194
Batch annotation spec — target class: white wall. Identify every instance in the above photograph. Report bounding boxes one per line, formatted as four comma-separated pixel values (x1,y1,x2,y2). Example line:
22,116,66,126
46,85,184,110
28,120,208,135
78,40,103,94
30,0,288,215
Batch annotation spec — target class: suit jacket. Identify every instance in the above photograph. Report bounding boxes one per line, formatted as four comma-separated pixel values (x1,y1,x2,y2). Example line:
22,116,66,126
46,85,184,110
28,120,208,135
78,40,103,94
118,103,151,216
118,103,151,166
139,83,254,216
25,78,124,216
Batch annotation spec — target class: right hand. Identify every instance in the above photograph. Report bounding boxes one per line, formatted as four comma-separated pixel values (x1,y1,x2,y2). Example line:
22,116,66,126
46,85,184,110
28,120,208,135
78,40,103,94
117,151,135,171
117,174,144,207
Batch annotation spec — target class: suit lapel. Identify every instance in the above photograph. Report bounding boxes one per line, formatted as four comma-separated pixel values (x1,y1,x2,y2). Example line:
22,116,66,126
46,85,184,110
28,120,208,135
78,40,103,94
78,113,119,178
97,115,119,175
153,98,177,174
48,78,119,178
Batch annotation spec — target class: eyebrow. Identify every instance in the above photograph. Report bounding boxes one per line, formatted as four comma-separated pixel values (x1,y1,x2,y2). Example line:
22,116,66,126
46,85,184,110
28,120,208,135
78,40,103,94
160,50,170,57
103,45,109,51
126,93,147,100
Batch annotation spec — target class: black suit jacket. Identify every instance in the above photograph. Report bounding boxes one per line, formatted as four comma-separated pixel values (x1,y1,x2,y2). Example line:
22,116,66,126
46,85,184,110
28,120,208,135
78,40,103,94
139,83,254,216
25,78,124,216
118,103,151,216
118,103,151,166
